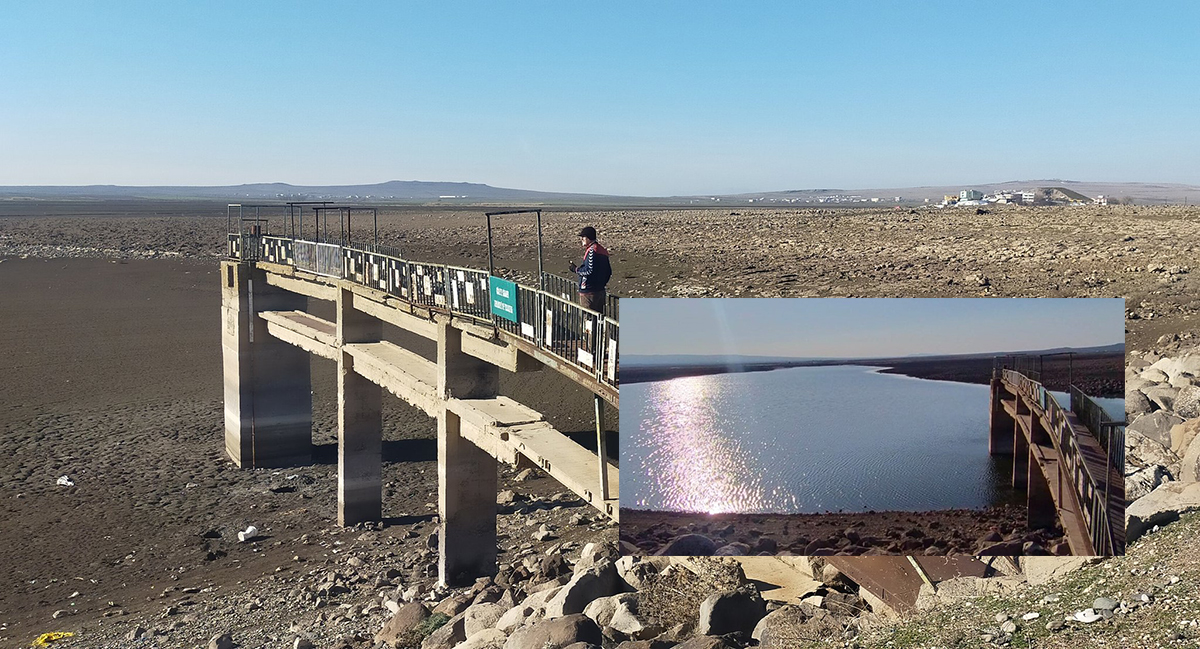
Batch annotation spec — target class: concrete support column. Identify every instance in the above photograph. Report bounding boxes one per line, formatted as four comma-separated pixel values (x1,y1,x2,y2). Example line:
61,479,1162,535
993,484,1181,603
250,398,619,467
988,379,1014,455
437,322,500,587
337,287,383,526
222,260,312,467
1027,459,1057,530
1012,408,1029,491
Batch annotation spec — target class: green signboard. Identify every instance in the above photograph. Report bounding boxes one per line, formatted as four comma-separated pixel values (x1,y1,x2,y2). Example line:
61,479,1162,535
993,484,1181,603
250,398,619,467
489,276,518,323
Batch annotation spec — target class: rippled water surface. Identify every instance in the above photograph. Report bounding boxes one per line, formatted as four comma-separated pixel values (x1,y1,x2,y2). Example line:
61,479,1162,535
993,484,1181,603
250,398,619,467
622,366,1122,514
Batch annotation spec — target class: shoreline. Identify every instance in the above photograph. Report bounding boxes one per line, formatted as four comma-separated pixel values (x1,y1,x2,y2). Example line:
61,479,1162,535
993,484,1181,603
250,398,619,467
620,351,1124,398
620,505,1069,557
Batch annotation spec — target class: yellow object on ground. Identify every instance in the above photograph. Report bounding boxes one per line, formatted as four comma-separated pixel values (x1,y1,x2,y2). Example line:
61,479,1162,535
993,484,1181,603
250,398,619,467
32,632,75,646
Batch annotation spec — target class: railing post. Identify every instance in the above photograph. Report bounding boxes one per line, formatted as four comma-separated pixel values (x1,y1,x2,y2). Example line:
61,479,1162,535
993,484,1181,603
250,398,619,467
595,394,609,501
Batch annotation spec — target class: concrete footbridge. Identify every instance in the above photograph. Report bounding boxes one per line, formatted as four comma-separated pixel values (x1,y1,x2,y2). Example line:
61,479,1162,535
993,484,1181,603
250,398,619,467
989,365,1125,555
221,210,618,586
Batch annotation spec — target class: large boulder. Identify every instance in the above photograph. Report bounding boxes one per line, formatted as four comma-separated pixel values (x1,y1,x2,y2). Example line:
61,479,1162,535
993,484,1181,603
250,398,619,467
1126,390,1153,417
1127,465,1172,502
544,560,620,618
497,586,562,632
503,614,603,649
1127,430,1181,474
1181,433,1200,483
1129,412,1184,448
1171,418,1200,455
1178,387,1200,419
674,638,734,649
1143,385,1180,412
421,611,467,649
655,534,718,556
463,602,507,638
697,588,767,636
1149,354,1200,385
457,629,508,649
576,542,621,574
752,605,807,644
376,602,430,647
1125,481,1200,542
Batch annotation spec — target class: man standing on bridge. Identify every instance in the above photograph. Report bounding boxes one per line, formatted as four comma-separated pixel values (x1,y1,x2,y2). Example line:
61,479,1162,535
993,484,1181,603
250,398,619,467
569,226,612,314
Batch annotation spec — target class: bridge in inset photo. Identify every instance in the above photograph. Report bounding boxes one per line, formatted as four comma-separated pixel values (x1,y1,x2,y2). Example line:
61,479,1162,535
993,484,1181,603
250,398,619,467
989,363,1125,555
221,205,618,586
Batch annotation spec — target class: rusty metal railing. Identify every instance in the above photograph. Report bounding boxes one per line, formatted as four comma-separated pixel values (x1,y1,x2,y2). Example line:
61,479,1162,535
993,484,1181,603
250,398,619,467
228,235,619,393
1001,369,1121,555
1071,386,1126,474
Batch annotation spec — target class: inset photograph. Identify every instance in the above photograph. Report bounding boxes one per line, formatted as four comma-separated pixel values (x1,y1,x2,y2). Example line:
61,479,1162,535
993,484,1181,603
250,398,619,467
620,298,1125,556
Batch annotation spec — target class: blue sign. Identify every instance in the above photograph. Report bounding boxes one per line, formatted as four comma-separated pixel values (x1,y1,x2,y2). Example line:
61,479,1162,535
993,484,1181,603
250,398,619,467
490,276,518,323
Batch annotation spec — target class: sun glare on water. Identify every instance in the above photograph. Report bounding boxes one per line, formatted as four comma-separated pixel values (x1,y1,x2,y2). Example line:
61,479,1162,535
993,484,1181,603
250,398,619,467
641,375,775,514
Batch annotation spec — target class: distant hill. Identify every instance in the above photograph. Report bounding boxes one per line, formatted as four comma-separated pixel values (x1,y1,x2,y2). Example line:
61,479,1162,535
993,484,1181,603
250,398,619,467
0,179,1194,205
0,180,617,204
731,180,1200,206
625,343,1124,367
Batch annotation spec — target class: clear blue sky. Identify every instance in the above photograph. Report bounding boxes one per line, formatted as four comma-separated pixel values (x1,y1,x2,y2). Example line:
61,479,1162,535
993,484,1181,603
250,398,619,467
3,2,1197,195
624,299,1125,357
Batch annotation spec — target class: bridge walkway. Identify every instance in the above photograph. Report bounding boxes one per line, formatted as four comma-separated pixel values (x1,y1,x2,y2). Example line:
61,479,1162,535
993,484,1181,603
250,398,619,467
994,370,1124,555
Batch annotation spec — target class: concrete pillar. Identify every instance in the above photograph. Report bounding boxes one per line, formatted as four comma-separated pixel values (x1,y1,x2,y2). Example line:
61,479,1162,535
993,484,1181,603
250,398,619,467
437,322,500,587
221,261,312,467
337,287,383,526
1012,402,1029,490
988,379,1014,455
1027,458,1057,530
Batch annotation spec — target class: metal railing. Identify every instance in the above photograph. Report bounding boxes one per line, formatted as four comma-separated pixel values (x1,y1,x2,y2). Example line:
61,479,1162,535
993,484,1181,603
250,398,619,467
1001,369,1121,555
293,240,343,277
542,271,620,320
228,235,619,391
1070,386,1126,475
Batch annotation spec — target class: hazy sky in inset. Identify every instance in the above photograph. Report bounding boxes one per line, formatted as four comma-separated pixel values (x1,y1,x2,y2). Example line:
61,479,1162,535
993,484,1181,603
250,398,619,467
2,2,1198,195
623,299,1125,357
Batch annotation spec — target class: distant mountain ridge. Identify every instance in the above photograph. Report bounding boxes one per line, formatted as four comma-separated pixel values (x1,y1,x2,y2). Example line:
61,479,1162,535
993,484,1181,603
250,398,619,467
0,180,612,203
0,179,1195,205
624,343,1124,367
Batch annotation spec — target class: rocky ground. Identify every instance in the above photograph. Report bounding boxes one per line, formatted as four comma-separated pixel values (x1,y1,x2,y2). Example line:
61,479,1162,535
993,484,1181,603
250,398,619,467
3,202,1200,648
2,203,1199,351
620,506,1067,558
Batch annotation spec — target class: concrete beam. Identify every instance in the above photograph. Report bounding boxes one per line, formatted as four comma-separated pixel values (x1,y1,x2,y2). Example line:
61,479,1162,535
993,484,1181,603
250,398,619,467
265,271,338,302
260,310,338,360
437,322,500,587
222,261,313,468
338,287,383,526
345,341,440,417
460,332,542,373
350,290,439,340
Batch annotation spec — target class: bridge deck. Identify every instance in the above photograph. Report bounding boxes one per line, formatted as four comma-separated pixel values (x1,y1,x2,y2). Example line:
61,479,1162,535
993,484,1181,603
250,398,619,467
1063,409,1126,551
1001,382,1124,554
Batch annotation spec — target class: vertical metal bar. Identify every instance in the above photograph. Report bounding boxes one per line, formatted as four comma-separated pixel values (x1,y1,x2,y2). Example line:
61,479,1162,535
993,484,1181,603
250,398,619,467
536,209,545,291
595,393,608,501
373,208,378,247
486,213,495,278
